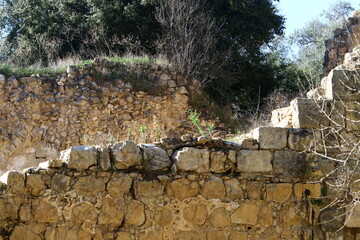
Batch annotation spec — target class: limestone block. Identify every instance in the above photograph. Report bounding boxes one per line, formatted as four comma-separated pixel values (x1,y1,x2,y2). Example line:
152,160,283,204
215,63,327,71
98,147,111,171
273,151,309,177
136,180,164,198
139,232,163,240
210,151,232,173
166,178,199,200
207,231,227,240
173,147,210,173
320,207,345,231
347,204,360,228
111,141,142,170
246,182,263,200
32,199,60,223
290,98,329,129
183,204,207,225
98,198,124,226
71,202,97,225
322,69,360,100
26,174,46,196
4,171,26,194
107,173,133,198
154,207,172,226
231,203,259,225
125,200,145,226
51,174,71,193
346,101,360,130
237,150,273,173
116,232,132,240
288,129,317,152
19,204,31,222
139,144,171,171
60,146,98,170
271,106,293,128
225,178,244,200
202,177,226,199
209,207,231,227
73,175,105,196
265,183,292,203
10,226,42,240
259,204,273,227
0,199,18,221
252,127,288,150
175,232,206,240
294,183,321,199
229,231,247,240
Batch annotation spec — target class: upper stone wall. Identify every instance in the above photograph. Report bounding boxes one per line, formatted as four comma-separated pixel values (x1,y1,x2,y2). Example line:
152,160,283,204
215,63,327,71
0,59,223,175
323,10,360,75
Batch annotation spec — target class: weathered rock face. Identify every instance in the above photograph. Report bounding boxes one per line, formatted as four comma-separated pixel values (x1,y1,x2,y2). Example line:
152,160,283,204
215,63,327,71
323,10,360,75
0,134,352,240
0,59,227,175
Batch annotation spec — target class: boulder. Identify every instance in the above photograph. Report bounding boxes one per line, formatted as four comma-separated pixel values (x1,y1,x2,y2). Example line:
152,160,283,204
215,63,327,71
110,141,142,170
60,146,98,170
139,144,171,171
173,147,210,173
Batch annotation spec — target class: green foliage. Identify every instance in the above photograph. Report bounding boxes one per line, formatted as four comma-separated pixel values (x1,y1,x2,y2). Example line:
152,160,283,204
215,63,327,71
187,109,216,137
138,124,148,140
288,1,354,89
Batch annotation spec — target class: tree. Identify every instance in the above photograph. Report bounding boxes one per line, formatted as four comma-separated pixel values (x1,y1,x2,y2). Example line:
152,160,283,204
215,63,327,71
289,0,354,89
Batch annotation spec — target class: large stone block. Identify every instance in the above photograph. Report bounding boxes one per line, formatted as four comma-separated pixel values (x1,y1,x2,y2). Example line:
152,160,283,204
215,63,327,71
273,151,309,177
98,198,124,226
271,106,293,128
237,150,273,173
209,207,230,227
60,146,98,170
210,151,232,173
173,147,210,173
166,178,199,200
107,173,133,198
202,177,226,199
32,199,60,223
51,174,71,193
3,171,26,194
183,204,207,225
252,127,288,150
136,180,164,198
26,174,46,196
110,141,142,170
139,144,171,171
10,226,42,240
265,183,292,203
231,203,259,225
71,202,97,225
125,200,145,226
73,175,105,196
322,69,360,100
291,98,329,129
288,128,317,152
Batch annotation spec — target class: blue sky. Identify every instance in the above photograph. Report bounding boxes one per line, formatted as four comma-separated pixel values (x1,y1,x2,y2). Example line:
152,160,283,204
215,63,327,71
277,0,360,36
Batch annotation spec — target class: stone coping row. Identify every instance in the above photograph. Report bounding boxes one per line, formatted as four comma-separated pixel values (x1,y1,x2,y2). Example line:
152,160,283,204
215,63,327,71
0,132,334,186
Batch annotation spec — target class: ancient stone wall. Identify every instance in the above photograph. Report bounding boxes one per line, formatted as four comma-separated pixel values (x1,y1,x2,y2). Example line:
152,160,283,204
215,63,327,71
0,59,223,175
0,133,339,240
323,10,360,75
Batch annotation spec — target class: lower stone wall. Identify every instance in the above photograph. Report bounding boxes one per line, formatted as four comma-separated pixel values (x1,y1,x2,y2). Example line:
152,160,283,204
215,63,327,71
0,136,357,240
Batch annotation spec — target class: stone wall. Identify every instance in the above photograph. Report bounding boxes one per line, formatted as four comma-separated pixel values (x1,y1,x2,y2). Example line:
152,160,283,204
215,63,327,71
0,59,223,175
323,10,360,75
0,133,343,240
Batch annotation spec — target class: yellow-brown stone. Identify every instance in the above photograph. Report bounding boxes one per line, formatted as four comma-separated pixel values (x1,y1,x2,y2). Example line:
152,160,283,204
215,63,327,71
231,203,259,225
202,178,226,199
266,183,292,203
183,204,207,225
166,178,199,200
209,207,230,228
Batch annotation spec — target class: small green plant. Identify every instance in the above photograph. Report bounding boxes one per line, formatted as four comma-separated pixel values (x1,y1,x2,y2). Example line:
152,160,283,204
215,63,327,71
83,135,89,146
107,166,116,173
138,124,148,141
321,187,328,197
187,109,216,137
127,128,132,140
